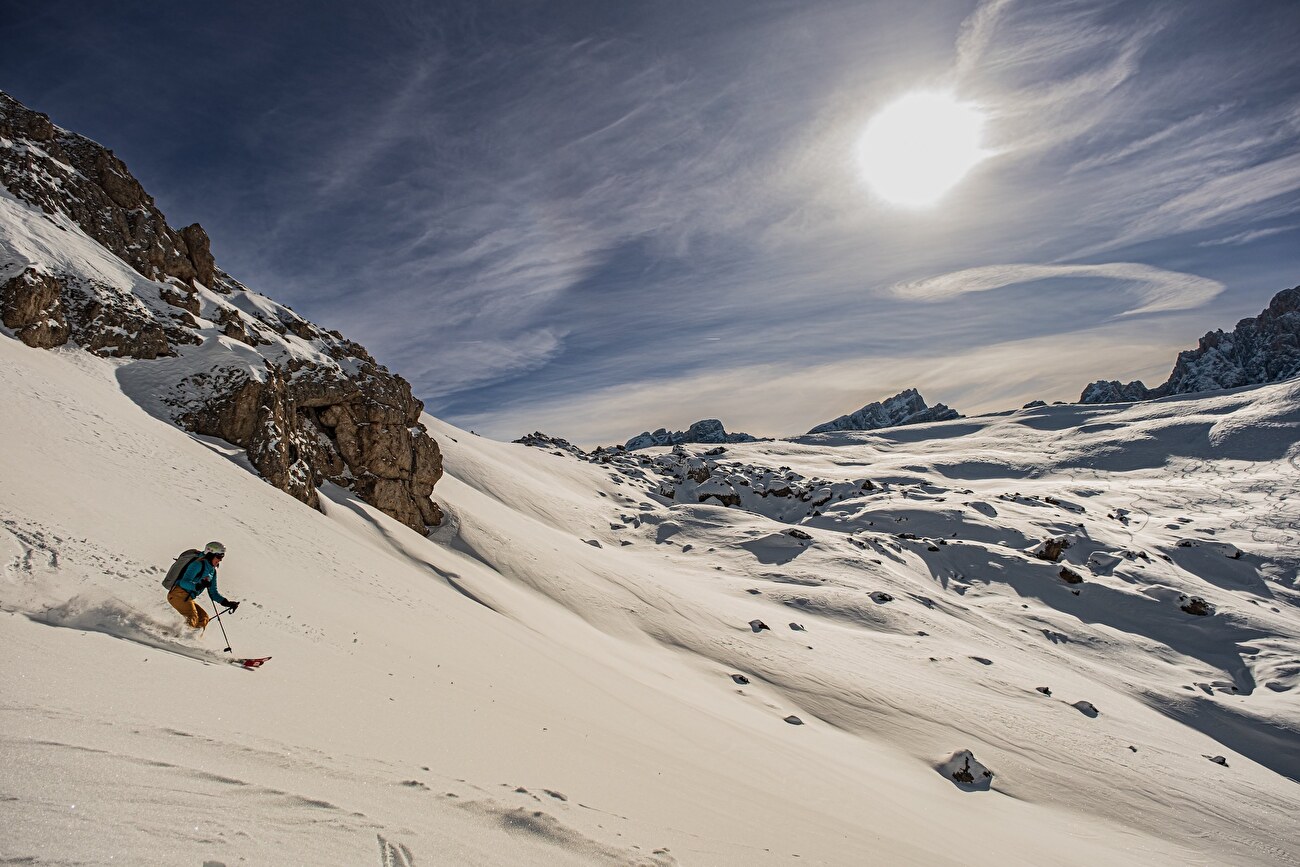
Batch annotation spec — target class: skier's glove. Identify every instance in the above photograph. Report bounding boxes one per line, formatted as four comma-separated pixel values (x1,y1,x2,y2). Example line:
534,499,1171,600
227,600,240,612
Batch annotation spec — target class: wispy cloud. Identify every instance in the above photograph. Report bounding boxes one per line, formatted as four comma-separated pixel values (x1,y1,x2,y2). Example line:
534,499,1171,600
889,263,1224,316
1198,224,1300,247
1120,151,1300,243
948,0,1300,260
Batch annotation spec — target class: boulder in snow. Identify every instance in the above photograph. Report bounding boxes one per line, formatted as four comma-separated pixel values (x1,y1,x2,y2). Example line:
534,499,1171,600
1032,536,1071,562
939,750,993,790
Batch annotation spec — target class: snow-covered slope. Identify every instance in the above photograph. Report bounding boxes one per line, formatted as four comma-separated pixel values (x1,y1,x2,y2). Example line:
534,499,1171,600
3,331,1299,864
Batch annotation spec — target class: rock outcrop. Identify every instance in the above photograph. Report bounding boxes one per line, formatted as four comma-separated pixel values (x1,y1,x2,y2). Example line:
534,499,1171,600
512,432,588,458
1,268,69,349
0,92,219,300
1080,285,1300,404
1079,380,1157,404
515,436,878,523
623,418,758,451
0,90,442,534
808,388,961,434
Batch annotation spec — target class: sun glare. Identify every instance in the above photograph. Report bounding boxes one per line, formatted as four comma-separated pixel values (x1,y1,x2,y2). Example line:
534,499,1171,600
857,91,988,207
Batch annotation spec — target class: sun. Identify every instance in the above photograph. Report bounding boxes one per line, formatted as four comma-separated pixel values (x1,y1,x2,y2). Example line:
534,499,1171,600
857,91,988,207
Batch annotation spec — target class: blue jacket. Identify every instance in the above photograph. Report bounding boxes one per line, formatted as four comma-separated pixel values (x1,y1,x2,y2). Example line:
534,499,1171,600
176,556,230,607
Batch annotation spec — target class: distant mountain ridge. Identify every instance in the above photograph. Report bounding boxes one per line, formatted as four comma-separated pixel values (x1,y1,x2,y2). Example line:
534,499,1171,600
1081,285,1300,404
624,418,758,451
0,90,443,533
808,388,962,434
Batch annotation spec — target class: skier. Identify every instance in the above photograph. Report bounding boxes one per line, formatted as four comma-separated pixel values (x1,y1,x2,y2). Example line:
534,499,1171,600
167,541,239,632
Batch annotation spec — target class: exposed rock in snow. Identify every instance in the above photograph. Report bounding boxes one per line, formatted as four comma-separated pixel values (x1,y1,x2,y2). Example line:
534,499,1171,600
939,750,993,789
0,89,442,533
808,388,961,434
1,267,68,349
1032,535,1072,562
513,431,587,458
1080,284,1300,403
624,418,758,451
530,441,879,524
1181,596,1215,616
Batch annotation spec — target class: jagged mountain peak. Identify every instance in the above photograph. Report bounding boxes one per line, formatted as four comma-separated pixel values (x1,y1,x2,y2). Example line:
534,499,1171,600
0,89,443,533
623,418,758,451
1080,284,1300,404
808,388,962,434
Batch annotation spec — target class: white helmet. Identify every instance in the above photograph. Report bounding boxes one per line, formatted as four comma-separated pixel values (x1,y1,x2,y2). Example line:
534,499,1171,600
204,541,226,556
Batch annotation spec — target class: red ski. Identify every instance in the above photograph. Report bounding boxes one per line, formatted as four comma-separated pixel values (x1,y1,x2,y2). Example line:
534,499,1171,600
233,656,272,670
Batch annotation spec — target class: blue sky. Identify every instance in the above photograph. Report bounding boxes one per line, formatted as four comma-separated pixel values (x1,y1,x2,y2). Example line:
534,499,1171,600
5,0,1300,443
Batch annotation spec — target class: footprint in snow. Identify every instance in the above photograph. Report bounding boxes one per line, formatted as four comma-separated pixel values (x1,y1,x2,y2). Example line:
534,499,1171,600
731,674,750,684
1072,701,1099,717
1204,755,1229,766
749,619,770,632
969,656,993,666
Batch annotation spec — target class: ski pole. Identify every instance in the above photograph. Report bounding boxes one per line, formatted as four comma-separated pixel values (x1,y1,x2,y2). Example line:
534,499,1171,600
212,606,234,654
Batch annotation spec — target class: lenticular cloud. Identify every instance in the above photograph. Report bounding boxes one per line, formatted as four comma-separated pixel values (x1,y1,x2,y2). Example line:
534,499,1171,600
890,262,1224,315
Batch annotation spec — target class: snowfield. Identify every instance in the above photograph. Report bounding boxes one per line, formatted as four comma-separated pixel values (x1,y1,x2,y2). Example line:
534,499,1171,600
2,333,1299,865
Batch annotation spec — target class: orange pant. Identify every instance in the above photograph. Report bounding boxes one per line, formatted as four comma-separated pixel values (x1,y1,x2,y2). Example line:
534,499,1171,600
168,586,210,631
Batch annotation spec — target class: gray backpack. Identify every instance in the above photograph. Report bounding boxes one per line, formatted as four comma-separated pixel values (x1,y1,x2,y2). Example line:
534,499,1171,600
162,549,203,590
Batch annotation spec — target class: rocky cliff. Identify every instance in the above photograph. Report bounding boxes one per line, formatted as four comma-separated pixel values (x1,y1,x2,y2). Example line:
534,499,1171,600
623,418,758,452
1079,285,1300,404
808,388,961,434
0,91,442,533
